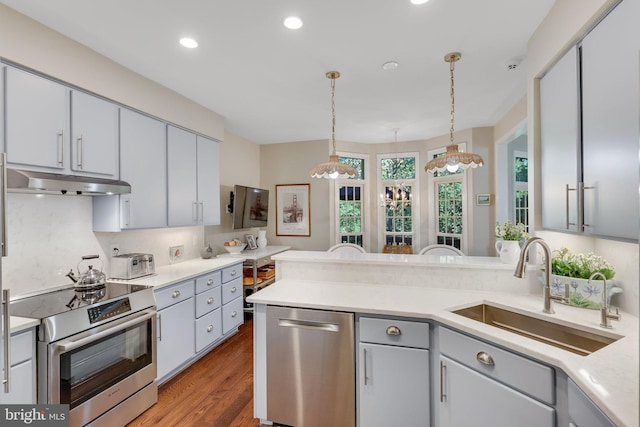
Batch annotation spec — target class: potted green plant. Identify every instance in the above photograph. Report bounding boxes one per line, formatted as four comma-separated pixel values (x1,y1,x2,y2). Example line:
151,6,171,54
494,222,528,264
549,247,622,309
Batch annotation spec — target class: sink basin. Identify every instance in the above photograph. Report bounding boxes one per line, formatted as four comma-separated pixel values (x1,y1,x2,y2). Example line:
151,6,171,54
452,304,621,356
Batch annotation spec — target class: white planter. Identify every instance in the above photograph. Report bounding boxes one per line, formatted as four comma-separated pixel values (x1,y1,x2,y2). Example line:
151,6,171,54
549,275,623,310
257,230,267,248
495,240,521,264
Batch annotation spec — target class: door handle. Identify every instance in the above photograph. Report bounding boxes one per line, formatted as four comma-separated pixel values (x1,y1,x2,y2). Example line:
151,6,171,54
2,289,10,393
439,360,446,402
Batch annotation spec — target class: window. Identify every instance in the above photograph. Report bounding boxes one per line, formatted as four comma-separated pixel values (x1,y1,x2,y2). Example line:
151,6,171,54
378,153,419,250
333,154,367,248
514,151,529,231
427,145,467,252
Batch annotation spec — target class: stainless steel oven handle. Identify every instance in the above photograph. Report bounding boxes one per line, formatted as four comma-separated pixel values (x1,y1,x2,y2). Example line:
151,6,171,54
54,309,156,353
2,289,10,393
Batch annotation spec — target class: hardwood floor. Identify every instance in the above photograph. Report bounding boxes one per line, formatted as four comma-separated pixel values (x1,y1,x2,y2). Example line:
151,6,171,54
128,316,263,427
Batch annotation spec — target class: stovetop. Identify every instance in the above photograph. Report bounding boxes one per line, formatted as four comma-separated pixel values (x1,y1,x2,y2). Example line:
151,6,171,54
10,282,152,321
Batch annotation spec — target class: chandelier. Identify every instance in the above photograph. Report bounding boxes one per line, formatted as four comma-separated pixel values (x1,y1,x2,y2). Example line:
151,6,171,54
380,129,412,211
310,71,357,179
425,52,484,174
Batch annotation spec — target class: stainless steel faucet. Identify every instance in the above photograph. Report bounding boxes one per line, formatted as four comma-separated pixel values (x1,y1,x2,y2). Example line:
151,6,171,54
589,272,621,328
514,237,569,314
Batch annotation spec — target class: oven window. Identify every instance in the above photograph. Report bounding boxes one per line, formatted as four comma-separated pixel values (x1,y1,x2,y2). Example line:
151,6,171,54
59,319,153,409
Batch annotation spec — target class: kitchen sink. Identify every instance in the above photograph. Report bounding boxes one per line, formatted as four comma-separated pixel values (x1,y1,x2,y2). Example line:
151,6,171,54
452,304,621,356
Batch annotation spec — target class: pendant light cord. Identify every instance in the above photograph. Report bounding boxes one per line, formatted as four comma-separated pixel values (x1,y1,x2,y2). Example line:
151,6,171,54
449,58,455,145
330,75,337,154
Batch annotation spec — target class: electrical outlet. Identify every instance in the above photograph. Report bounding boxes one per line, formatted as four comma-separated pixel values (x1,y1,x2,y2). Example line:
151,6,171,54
170,245,184,264
110,244,121,257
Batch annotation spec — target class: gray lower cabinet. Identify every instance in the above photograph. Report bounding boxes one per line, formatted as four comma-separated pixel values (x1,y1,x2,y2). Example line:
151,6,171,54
155,280,196,382
438,327,555,427
568,379,616,427
195,271,223,353
358,316,430,427
0,328,36,404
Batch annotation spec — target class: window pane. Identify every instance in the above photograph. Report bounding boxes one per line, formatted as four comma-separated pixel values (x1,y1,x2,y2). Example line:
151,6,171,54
515,157,528,183
339,157,364,180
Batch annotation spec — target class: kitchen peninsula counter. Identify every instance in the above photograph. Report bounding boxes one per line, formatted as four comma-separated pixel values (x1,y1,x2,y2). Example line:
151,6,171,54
249,251,639,427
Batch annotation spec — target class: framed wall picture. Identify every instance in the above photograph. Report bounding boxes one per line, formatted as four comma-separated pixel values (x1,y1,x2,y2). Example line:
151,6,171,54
476,193,494,206
245,234,257,250
276,184,311,236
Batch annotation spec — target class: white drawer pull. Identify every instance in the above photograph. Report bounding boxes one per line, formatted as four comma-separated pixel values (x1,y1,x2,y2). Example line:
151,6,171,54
207,279,213,286
386,325,401,336
172,290,181,298
476,351,495,366
207,325,213,333
207,297,214,305
231,311,237,318
231,286,237,293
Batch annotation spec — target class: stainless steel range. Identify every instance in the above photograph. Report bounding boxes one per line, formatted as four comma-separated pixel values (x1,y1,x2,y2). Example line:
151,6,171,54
10,282,157,427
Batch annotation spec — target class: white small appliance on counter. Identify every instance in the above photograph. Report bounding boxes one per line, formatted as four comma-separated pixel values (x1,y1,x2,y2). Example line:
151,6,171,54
111,253,155,280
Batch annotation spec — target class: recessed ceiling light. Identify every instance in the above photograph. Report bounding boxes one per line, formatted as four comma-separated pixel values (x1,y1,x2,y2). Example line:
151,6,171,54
382,61,399,70
284,16,303,30
410,0,429,4
179,38,198,48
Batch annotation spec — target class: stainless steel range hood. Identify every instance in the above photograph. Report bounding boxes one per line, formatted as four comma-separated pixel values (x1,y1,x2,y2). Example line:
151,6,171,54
6,168,131,195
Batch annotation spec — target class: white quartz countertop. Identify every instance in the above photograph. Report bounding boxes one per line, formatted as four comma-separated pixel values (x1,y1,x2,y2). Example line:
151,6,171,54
248,278,639,427
9,316,39,334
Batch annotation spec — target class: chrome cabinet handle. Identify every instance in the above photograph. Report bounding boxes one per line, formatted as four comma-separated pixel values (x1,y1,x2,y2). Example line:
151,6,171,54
231,311,237,318
207,279,213,286
123,198,131,228
77,135,84,168
565,184,577,229
192,201,198,223
580,182,595,229
363,347,369,386
207,297,214,305
231,270,237,276
199,201,204,224
439,360,446,402
2,289,10,393
58,130,65,166
231,286,237,293
172,290,181,298
386,325,401,336
476,351,495,366
157,313,162,341
207,325,213,333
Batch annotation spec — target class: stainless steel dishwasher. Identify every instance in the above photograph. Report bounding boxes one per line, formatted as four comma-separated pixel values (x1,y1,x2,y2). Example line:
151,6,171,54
266,306,355,427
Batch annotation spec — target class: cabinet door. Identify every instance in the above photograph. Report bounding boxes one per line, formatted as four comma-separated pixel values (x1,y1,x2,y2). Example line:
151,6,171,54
581,0,640,241
358,343,429,427
196,136,221,225
439,356,555,427
0,360,35,404
119,108,167,229
540,45,580,232
568,379,616,427
195,308,222,353
70,90,119,177
156,298,195,382
4,67,69,171
167,125,198,226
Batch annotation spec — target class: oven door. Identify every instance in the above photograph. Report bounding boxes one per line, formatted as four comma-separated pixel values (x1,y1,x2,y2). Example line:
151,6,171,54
47,308,157,425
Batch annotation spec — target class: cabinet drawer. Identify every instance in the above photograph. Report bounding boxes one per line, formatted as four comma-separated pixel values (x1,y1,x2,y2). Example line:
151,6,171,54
221,277,242,305
221,263,242,283
439,327,555,405
195,286,222,318
11,329,35,366
222,297,244,335
154,280,194,310
195,308,222,353
359,317,430,349
195,271,221,294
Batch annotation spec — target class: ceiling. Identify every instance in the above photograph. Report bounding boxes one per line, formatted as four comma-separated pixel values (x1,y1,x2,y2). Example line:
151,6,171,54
0,0,555,145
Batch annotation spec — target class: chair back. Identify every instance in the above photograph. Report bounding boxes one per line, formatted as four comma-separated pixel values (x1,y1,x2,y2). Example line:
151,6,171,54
418,244,464,256
382,245,414,254
328,243,367,253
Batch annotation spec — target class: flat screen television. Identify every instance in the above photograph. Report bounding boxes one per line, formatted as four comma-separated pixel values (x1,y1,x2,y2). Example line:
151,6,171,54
231,184,269,230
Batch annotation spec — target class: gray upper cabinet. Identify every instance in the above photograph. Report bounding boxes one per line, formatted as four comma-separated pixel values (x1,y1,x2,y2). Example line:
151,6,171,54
540,46,580,233
4,66,69,171
540,0,639,242
197,135,221,226
580,0,639,241
70,90,119,178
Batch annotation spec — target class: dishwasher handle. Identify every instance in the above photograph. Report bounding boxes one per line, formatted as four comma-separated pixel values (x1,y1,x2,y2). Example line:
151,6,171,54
278,318,340,332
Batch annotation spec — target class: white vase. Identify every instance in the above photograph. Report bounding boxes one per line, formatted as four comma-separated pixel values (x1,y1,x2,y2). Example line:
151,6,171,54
495,240,521,264
257,230,267,248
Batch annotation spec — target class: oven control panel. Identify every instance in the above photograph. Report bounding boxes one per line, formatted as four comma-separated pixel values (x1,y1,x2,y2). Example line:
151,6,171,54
88,297,132,324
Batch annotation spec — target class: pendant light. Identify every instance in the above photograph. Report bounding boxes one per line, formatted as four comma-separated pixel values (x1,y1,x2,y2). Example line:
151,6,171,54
310,71,357,179
425,52,484,174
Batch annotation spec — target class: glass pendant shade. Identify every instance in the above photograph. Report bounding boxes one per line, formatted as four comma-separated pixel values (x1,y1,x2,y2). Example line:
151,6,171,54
425,52,484,174
310,71,357,179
